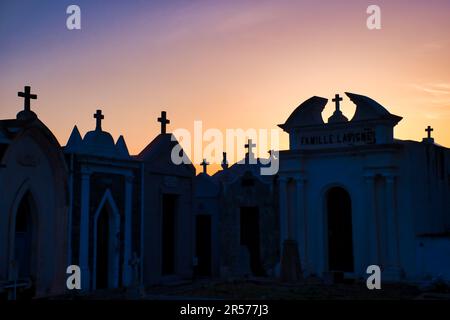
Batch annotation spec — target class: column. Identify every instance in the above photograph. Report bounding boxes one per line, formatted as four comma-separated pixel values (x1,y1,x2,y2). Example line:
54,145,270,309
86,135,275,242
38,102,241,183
385,174,402,279
79,168,91,291
122,175,133,286
278,176,288,252
364,175,378,266
294,177,307,271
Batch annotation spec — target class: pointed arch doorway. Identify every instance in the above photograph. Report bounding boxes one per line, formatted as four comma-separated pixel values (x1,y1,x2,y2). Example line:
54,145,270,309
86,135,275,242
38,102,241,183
326,186,354,273
10,191,38,298
93,190,121,290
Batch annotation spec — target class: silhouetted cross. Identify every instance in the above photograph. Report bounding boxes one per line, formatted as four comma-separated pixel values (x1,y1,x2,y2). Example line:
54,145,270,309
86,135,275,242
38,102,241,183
332,94,343,112
94,109,104,131
425,125,434,139
245,139,256,156
222,152,228,164
18,86,37,112
158,111,170,134
200,158,209,174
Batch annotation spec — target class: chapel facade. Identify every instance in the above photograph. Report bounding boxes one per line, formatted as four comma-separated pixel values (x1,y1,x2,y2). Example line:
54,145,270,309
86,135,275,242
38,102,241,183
277,92,450,281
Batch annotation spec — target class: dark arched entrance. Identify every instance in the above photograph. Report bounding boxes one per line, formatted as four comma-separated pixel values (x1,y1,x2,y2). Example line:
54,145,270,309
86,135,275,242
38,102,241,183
13,191,37,298
326,186,354,272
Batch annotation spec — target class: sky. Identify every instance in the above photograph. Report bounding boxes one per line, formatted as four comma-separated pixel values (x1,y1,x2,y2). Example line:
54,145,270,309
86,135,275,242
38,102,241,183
1,0,450,173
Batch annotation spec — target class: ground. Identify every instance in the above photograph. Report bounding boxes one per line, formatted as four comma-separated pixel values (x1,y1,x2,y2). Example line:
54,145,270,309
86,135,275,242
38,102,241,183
49,277,450,300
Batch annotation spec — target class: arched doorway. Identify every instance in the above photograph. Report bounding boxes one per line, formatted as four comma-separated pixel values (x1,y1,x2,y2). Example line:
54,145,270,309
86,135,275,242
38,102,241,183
93,193,120,290
13,191,37,297
326,186,354,272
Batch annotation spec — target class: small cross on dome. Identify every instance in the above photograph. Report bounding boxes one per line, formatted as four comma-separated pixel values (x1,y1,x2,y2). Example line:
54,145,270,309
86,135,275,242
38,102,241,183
200,158,209,174
18,85,37,112
328,93,348,123
94,109,104,131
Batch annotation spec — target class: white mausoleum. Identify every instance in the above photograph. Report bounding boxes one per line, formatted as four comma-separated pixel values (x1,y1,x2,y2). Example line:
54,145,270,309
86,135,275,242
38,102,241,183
278,92,450,281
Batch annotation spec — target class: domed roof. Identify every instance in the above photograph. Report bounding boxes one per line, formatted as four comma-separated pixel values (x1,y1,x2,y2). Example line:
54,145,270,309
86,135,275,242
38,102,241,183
82,129,118,157
64,110,131,159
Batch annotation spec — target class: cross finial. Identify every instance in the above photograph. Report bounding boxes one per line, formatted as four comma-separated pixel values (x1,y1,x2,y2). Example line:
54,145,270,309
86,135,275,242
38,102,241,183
221,152,229,170
158,111,170,134
200,158,209,174
332,94,343,111
425,125,434,139
18,86,37,112
93,109,104,131
245,139,256,156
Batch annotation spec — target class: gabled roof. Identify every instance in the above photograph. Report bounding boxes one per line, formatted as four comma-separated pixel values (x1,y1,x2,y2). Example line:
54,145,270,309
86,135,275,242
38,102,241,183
135,133,195,177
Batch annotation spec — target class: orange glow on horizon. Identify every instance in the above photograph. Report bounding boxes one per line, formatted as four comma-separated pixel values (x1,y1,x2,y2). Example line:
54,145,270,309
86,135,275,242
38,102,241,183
1,1,449,175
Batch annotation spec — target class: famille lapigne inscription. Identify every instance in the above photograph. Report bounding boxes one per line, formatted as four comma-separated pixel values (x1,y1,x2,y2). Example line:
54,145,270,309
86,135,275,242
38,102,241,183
300,128,376,146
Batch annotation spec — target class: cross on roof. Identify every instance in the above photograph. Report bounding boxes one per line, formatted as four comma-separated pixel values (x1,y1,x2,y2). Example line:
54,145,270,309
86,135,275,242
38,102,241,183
425,125,434,139
245,139,256,156
221,152,229,170
18,86,37,112
222,152,228,165
200,158,209,174
94,109,104,131
332,94,343,111
158,111,170,134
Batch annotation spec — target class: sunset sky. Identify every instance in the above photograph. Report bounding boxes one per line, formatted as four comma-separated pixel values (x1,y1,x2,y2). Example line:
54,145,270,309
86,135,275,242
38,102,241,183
1,0,450,173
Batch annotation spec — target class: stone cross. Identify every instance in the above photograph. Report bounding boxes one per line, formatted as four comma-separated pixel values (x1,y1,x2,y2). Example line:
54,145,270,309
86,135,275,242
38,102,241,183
221,152,229,170
94,109,104,131
245,139,256,157
425,125,434,139
332,94,343,112
222,152,228,164
18,86,37,112
200,158,209,174
158,111,170,134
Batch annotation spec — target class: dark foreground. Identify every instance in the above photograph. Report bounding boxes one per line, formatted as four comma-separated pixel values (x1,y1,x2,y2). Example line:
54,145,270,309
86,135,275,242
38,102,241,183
49,277,450,300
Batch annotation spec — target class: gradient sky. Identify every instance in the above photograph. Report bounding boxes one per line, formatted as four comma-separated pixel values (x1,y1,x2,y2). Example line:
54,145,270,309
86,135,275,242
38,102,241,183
1,0,450,173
